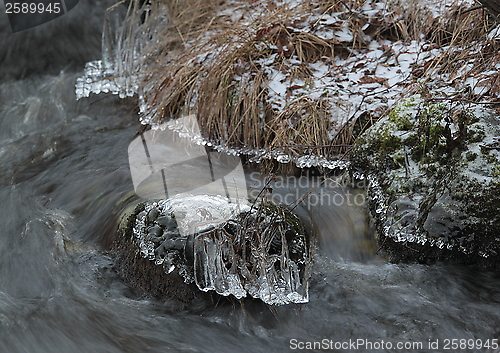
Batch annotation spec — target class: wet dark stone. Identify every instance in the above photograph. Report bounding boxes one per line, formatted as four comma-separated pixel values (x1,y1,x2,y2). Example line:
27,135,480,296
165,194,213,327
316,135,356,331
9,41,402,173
147,225,162,237
146,208,160,224
155,238,186,256
110,202,212,308
157,216,177,229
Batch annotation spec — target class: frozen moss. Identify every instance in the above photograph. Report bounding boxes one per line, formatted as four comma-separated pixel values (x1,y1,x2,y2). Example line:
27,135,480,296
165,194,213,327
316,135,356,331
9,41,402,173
466,151,477,161
351,97,500,266
388,98,416,130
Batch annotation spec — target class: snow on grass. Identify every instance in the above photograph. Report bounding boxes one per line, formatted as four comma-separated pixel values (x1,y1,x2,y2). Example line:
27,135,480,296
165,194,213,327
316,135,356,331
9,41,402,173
76,0,500,169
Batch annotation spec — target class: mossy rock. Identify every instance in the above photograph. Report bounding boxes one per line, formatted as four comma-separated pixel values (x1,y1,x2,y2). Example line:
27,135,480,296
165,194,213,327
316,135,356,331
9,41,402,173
110,195,311,305
351,96,500,267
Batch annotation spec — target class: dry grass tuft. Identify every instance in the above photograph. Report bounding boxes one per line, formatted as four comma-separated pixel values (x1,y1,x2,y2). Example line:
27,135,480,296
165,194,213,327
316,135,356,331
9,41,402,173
98,0,500,170
131,0,337,155
428,6,492,46
267,97,332,156
411,6,500,96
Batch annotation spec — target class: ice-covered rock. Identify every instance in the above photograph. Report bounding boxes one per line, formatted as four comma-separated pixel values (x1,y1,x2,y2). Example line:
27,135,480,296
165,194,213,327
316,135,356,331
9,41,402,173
351,96,500,266
112,195,311,305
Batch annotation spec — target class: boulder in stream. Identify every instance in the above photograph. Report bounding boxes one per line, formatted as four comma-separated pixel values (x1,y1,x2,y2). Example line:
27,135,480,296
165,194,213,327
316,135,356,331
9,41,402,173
112,195,311,305
350,96,500,267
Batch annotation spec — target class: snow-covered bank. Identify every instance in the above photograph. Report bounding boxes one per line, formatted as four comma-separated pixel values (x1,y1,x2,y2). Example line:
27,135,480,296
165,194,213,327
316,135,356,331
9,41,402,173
76,0,500,169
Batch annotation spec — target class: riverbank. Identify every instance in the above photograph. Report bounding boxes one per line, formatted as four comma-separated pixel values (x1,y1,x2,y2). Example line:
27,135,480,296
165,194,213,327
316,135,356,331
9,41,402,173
79,0,500,168
76,0,500,266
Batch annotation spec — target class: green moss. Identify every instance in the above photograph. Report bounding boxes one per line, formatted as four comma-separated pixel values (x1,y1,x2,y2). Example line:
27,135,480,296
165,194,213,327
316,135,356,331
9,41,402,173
261,201,305,234
419,103,447,125
455,180,500,230
458,109,479,125
467,126,485,143
354,97,484,176
352,96,500,265
422,161,438,174
408,102,465,165
403,133,419,147
418,107,445,154
429,123,445,142
389,110,414,130
466,151,477,161
394,154,406,166
380,133,402,152
388,98,417,131
482,149,498,164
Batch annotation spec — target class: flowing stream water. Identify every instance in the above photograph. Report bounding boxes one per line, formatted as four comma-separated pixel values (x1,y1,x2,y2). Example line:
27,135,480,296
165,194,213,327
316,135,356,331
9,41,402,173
1,3,500,352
